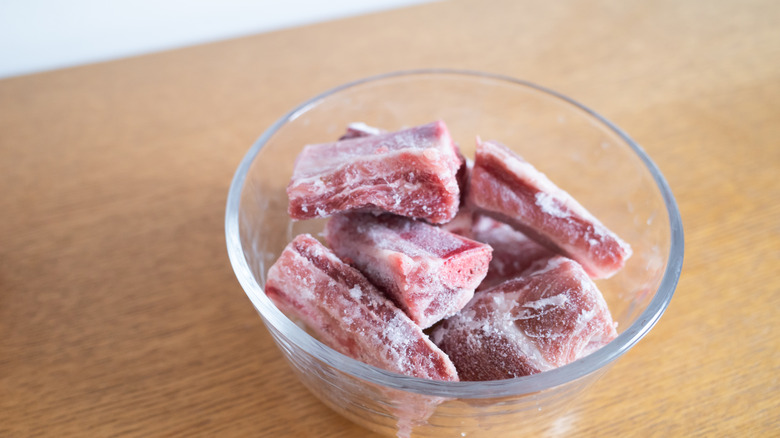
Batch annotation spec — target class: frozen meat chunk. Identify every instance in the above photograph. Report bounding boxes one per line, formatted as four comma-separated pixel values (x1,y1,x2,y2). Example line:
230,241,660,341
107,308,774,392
325,213,492,329
468,139,632,279
265,234,459,381
339,121,470,203
338,122,386,140
455,157,472,205
471,214,556,290
288,121,462,224
439,206,475,239
431,256,618,381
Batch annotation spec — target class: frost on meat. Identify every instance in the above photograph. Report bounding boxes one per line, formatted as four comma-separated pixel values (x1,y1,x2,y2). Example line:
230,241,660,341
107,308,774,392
431,256,618,381
287,121,462,224
325,213,492,329
265,234,459,381
471,214,556,290
468,139,632,279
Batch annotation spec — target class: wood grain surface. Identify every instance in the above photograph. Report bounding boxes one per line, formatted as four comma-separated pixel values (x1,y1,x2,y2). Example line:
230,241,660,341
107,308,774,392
1,0,778,436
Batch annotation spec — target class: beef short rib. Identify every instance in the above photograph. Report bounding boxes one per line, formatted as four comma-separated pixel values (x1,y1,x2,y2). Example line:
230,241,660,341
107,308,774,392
338,122,386,140
265,234,459,381
325,213,492,329
431,256,617,381
471,214,556,290
288,121,462,224
468,139,632,278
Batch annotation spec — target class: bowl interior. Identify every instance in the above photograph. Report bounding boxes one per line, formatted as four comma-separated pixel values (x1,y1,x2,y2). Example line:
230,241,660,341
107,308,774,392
228,70,681,396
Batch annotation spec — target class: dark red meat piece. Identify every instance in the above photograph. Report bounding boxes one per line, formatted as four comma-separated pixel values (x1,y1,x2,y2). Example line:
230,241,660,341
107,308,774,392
265,234,459,381
439,206,475,239
431,256,618,381
471,214,556,290
468,139,632,279
338,122,386,140
325,213,492,329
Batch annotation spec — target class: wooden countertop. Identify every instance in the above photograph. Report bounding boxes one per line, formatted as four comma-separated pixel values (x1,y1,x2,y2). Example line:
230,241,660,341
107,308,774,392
1,0,777,436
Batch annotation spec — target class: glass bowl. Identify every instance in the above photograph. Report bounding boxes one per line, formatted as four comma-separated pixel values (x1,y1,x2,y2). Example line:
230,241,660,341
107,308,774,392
225,70,684,437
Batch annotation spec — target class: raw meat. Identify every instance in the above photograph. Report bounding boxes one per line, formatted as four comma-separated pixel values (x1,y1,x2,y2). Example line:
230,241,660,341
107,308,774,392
439,206,475,238
468,139,632,279
265,234,459,381
338,122,385,140
324,213,492,329
431,256,618,381
455,157,472,205
471,214,556,290
340,121,471,203
288,121,462,224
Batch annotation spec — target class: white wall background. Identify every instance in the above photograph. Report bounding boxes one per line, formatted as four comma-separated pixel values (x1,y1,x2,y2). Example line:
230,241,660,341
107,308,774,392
0,0,435,79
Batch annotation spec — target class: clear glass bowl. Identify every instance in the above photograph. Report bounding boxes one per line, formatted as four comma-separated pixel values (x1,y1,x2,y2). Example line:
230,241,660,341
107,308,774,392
225,70,684,437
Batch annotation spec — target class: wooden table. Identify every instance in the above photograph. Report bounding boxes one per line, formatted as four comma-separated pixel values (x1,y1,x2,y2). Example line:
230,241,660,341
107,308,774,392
2,0,778,436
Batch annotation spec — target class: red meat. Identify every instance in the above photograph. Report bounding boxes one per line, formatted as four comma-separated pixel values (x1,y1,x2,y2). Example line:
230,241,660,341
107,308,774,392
338,122,386,140
265,234,459,381
471,214,556,290
468,139,632,279
431,256,617,381
288,121,462,224
324,213,492,329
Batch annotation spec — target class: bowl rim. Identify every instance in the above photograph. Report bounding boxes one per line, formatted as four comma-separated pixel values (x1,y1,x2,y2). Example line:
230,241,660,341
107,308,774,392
225,69,684,398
